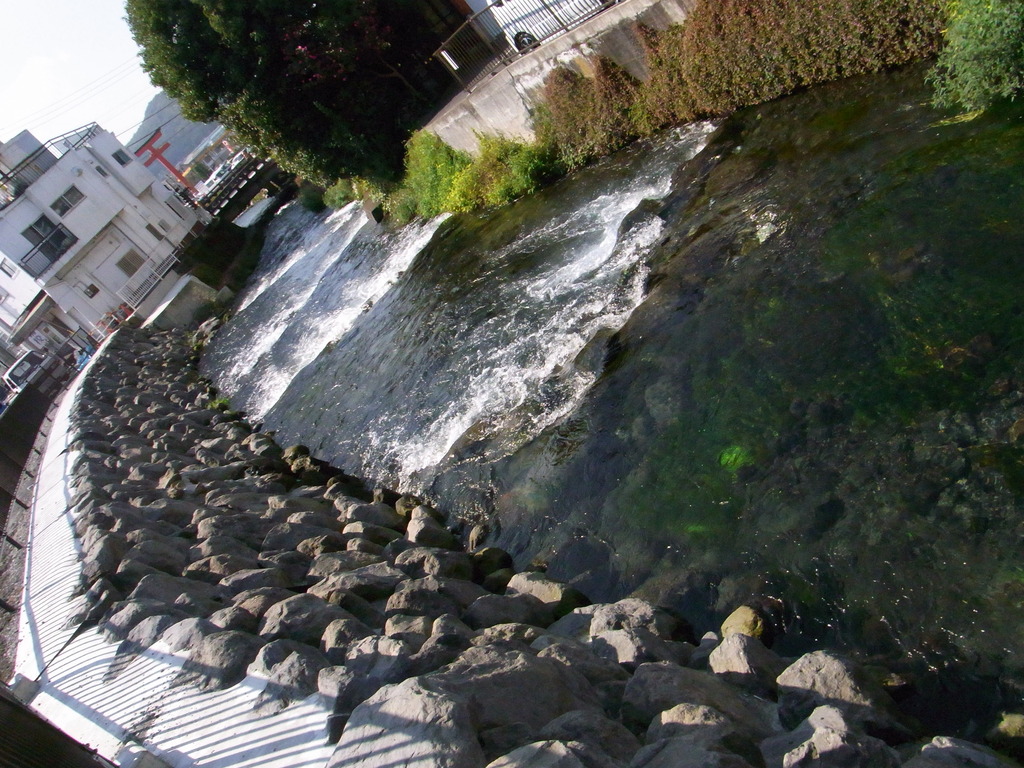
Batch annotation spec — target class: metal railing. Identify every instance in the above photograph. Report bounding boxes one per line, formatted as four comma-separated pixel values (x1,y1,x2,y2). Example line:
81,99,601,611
18,226,78,278
0,124,99,211
433,0,615,90
117,252,179,308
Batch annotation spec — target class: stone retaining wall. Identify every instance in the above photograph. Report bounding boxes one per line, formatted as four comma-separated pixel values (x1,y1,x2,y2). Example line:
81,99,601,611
56,322,1022,767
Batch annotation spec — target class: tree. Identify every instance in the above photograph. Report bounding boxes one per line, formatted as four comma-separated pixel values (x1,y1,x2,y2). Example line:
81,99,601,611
931,0,1024,111
125,0,449,182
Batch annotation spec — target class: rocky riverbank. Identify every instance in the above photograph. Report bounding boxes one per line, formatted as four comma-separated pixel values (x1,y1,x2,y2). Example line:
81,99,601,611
58,322,1023,767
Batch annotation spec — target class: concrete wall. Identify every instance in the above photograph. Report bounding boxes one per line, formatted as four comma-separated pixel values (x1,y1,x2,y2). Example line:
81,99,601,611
425,0,694,154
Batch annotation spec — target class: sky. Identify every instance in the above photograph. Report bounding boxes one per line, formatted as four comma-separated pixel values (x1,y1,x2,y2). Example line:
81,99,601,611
0,0,162,146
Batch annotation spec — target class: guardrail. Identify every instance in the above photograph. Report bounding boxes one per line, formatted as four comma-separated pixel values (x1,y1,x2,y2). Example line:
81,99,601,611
433,0,615,90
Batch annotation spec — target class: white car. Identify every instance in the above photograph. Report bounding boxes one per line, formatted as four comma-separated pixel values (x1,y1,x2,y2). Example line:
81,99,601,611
485,0,606,50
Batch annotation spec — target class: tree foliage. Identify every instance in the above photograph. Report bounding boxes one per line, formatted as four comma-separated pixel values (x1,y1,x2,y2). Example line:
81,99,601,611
930,0,1024,111
126,0,448,182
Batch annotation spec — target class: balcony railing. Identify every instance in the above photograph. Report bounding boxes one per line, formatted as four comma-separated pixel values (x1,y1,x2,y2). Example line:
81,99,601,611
0,124,99,211
117,252,179,308
18,226,78,278
433,0,615,91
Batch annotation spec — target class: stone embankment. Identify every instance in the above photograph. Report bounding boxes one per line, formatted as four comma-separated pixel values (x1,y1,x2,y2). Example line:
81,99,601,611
63,323,1020,767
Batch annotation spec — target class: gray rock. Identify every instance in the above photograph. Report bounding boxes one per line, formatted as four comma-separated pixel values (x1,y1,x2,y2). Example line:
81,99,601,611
903,736,1015,767
344,521,402,546
175,630,266,691
630,738,756,768
321,618,376,664
590,599,680,641
208,606,259,633
189,535,260,563
481,723,538,763
184,554,261,584
327,678,485,768
259,593,355,645
219,567,293,594
313,562,407,601
775,651,909,739
345,635,413,685
103,599,189,641
507,572,590,618
395,547,474,580
537,641,630,686
539,710,641,763
622,662,776,737
232,586,296,618
760,706,901,768
405,515,458,549
345,502,405,530
486,740,620,768
545,607,599,642
591,627,691,671
161,617,217,652
298,534,349,558
429,645,602,731
464,593,554,630
253,646,331,715
385,614,433,649
710,633,787,693
385,582,462,620
263,522,343,552
309,551,385,578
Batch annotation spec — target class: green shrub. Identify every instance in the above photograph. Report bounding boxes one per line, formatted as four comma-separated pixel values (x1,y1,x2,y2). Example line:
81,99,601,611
536,58,644,170
930,0,1024,110
400,131,472,219
673,0,942,115
324,179,356,208
297,182,326,212
445,135,561,211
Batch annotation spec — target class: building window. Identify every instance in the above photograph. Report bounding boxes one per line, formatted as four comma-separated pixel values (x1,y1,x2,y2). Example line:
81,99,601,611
0,258,15,278
79,282,99,298
158,219,171,232
22,215,77,260
95,164,109,177
0,288,8,304
145,223,164,240
51,185,85,216
112,150,132,166
116,249,145,276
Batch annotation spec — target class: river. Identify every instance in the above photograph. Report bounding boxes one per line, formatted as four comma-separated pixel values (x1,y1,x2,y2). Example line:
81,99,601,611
202,66,1024,726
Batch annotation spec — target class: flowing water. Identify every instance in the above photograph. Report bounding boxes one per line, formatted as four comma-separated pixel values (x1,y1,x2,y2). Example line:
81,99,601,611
203,67,1024,726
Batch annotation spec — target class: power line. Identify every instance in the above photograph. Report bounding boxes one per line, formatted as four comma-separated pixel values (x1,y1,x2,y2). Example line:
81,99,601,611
0,59,144,136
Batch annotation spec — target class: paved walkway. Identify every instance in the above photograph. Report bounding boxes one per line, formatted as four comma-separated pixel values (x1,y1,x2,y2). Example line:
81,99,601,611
10,353,337,768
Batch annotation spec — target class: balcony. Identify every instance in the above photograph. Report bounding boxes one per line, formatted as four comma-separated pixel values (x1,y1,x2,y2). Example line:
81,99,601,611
19,226,78,278
0,124,99,211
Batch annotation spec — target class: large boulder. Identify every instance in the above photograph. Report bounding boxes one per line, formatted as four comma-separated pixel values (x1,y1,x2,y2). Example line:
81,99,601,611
709,633,787,694
538,710,641,763
589,599,680,641
429,645,602,731
259,593,355,645
174,630,266,691
506,572,590,618
760,706,901,768
621,662,776,737
327,678,485,768
775,651,910,740
463,593,553,630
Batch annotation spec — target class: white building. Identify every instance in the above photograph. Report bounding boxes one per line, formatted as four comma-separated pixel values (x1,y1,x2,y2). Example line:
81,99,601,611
0,124,210,354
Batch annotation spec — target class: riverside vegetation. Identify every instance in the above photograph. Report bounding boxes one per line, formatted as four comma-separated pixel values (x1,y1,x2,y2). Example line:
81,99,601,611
60,322,1024,765
314,0,1024,222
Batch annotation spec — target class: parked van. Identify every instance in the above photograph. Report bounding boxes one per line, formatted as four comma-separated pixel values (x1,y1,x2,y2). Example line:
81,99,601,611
3,350,48,393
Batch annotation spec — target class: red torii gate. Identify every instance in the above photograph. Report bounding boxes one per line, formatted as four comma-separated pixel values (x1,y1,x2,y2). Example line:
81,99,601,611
134,129,196,192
